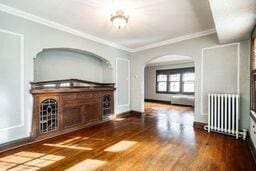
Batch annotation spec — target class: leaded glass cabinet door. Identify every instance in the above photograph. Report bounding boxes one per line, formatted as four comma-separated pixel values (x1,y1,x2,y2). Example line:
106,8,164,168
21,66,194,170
39,97,59,134
103,94,112,117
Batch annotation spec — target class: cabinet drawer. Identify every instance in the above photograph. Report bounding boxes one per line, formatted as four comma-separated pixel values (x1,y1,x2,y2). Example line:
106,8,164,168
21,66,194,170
62,92,101,101
62,98,101,106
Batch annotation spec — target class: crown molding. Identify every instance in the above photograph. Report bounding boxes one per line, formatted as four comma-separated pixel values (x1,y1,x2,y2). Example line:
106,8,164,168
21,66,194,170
146,60,194,67
131,29,216,52
0,3,216,53
0,3,133,52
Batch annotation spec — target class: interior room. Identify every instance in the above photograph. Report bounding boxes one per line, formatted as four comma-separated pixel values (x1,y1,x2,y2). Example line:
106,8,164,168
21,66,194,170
144,55,195,126
0,0,255,170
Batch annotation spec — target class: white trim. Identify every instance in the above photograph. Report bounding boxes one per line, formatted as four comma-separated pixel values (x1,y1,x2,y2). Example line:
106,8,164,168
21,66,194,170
200,42,240,115
115,58,130,113
131,29,216,52
145,60,194,67
0,3,217,53
0,29,25,131
0,3,132,52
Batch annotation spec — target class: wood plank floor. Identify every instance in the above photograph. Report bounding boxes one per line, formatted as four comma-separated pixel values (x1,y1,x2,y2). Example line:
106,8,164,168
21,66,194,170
0,103,255,171
145,102,194,126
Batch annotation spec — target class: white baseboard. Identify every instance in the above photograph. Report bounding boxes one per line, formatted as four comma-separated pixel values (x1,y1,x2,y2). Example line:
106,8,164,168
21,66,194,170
115,105,130,115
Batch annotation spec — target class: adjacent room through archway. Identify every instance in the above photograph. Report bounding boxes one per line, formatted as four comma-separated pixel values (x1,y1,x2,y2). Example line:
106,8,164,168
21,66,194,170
144,55,195,126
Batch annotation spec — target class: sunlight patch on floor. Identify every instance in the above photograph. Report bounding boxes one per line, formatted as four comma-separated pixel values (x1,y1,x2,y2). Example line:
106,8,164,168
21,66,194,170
66,159,106,171
104,140,137,152
43,136,94,150
89,138,105,141
58,137,82,145
0,151,65,170
114,118,126,121
43,143,93,150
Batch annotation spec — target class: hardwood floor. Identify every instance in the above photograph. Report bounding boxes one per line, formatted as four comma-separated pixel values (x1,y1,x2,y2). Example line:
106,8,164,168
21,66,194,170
0,103,255,171
144,102,194,126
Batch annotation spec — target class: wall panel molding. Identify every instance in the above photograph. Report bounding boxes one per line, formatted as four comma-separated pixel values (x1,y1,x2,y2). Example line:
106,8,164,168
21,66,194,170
115,58,130,114
0,29,24,131
200,42,240,115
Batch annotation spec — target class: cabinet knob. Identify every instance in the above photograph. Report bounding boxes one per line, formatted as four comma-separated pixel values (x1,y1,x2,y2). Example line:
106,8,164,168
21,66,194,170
253,125,255,128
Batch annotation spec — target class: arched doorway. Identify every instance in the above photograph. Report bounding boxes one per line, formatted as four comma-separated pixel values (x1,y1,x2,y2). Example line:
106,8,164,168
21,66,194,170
143,55,195,126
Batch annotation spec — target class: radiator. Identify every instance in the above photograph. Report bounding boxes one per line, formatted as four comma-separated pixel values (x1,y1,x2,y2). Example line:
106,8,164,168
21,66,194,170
204,93,246,139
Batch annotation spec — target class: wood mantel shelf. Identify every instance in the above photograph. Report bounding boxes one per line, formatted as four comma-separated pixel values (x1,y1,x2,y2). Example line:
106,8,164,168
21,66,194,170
30,79,115,141
30,78,115,90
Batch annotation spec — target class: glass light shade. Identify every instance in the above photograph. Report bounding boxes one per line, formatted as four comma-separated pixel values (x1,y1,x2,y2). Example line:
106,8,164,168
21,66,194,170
111,10,129,29
112,17,127,29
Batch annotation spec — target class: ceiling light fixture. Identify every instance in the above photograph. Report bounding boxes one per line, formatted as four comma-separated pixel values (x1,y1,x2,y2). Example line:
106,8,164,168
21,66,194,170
111,10,129,29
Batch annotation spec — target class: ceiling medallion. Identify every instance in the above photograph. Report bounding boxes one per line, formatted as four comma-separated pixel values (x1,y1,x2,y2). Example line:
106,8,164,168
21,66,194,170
111,10,129,29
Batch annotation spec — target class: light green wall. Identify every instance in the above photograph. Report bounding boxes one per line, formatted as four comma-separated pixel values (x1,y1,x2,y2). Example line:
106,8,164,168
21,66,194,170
131,34,250,129
0,11,130,144
144,62,194,101
240,40,250,129
35,50,112,83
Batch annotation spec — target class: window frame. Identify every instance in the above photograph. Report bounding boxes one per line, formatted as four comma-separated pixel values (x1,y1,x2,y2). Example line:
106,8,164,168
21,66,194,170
156,67,195,95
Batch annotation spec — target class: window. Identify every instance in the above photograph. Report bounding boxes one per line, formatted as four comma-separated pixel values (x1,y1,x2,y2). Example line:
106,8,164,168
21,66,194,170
156,74,167,92
169,74,180,92
182,73,195,93
156,68,194,94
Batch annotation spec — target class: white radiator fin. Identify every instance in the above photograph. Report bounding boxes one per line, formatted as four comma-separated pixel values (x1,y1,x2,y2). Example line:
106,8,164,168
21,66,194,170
207,93,240,139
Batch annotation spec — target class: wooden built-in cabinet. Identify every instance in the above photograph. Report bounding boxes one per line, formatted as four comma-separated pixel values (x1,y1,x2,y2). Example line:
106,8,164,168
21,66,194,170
250,30,256,161
30,79,115,141
251,38,256,110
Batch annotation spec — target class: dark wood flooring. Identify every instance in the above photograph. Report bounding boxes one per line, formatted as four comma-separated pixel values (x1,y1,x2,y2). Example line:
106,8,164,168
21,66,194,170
0,102,255,171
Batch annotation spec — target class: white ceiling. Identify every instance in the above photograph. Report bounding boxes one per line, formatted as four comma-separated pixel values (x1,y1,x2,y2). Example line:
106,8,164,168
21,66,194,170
146,55,193,66
0,0,215,50
209,0,256,43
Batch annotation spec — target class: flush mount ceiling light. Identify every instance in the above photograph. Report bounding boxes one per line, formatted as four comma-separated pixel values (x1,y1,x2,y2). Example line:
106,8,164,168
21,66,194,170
111,10,129,29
